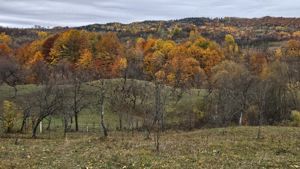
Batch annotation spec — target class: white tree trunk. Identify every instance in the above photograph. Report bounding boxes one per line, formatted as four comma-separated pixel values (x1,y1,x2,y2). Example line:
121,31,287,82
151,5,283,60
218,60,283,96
39,121,43,133
239,112,243,126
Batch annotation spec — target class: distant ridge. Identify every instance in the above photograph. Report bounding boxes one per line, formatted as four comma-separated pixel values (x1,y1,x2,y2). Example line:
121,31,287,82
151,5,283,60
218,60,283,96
1,16,300,47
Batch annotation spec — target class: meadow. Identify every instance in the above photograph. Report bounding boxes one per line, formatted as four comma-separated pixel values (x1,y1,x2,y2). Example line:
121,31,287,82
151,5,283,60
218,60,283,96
0,126,299,169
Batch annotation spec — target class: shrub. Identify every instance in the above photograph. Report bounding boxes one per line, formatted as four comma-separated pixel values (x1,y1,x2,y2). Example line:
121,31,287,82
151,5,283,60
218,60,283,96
1,100,21,133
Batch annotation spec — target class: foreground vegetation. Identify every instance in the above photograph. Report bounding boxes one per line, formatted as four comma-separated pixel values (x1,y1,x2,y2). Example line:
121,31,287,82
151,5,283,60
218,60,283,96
0,126,299,169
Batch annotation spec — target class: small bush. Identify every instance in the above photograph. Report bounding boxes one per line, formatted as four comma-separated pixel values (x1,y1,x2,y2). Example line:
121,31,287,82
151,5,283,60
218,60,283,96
290,110,300,126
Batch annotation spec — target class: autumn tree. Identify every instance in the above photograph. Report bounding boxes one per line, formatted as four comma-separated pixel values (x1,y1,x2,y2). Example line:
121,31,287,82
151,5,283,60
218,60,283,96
50,30,90,64
248,50,268,74
165,54,205,89
124,44,145,79
142,38,171,151
30,59,50,84
1,100,21,133
94,32,124,77
208,61,254,126
0,33,12,57
187,37,224,75
37,31,49,39
41,34,60,63
142,38,212,151
77,49,93,68
223,34,239,60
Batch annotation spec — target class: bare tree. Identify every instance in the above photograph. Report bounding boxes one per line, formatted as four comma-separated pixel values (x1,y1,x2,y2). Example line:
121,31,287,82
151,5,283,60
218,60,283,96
19,102,32,133
31,80,61,138
152,81,171,152
69,70,90,132
108,80,129,131
0,56,23,98
154,82,163,152
88,80,108,137
249,77,269,139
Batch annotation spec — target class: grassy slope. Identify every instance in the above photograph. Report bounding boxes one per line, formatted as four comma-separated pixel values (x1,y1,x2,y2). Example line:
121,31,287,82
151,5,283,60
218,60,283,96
0,79,204,133
0,126,299,169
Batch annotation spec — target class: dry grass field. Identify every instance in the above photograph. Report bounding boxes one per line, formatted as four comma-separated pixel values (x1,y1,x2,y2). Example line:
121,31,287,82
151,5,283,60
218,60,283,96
0,126,299,169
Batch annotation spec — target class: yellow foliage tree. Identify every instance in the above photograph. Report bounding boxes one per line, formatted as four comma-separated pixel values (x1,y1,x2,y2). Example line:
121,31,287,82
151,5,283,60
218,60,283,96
188,38,224,74
78,49,93,68
37,31,49,39
16,39,44,65
224,34,239,60
111,57,128,77
28,51,44,66
0,32,12,44
50,29,90,63
144,50,165,78
2,100,21,133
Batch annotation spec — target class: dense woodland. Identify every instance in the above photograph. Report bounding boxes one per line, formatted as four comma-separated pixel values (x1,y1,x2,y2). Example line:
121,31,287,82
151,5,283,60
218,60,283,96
0,17,299,152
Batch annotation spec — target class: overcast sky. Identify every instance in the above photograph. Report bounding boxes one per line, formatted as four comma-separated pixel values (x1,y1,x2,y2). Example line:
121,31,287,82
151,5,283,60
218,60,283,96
1,0,300,28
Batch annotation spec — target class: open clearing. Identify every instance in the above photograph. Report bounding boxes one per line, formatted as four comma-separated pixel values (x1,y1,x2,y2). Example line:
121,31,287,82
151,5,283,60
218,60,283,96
0,126,299,169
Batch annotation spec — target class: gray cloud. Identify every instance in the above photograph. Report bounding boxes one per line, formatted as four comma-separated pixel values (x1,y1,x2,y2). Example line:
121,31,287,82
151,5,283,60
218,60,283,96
0,0,300,27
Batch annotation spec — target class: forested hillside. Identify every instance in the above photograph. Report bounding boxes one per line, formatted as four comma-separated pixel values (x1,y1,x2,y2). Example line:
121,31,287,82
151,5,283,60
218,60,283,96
0,17,299,152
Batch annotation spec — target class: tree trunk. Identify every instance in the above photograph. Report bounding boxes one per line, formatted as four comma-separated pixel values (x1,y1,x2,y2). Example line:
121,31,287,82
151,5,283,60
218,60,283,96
12,86,17,98
161,112,165,131
155,122,160,153
256,111,263,139
74,83,79,132
32,119,42,138
6,126,12,133
39,121,43,133
135,120,139,129
19,116,27,133
46,117,52,130
239,112,243,126
119,114,123,131
100,101,108,137
145,128,151,140
189,112,193,131
75,112,79,131
63,116,68,138
70,115,73,125
257,125,261,139
154,83,161,152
